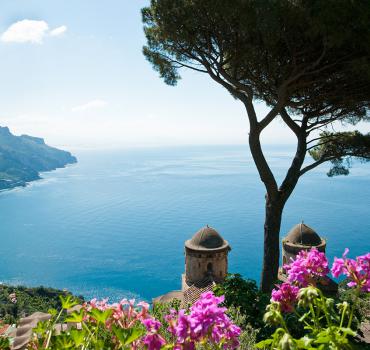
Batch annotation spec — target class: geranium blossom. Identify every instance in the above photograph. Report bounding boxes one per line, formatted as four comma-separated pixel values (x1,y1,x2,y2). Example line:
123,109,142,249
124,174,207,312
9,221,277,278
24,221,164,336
271,283,299,313
74,293,241,350
331,248,370,292
166,292,240,349
285,248,329,286
142,318,166,350
85,297,150,328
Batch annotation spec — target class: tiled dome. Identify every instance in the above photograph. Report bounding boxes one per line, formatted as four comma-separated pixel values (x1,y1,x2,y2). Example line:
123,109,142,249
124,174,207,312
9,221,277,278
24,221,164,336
285,223,322,246
185,226,229,251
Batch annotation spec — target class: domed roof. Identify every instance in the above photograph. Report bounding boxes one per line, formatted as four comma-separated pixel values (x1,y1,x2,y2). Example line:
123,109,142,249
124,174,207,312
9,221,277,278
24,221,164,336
285,223,322,246
185,226,229,251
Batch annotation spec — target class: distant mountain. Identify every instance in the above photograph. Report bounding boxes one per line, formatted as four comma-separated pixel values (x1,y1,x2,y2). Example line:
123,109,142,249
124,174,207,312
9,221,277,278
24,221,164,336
0,126,77,190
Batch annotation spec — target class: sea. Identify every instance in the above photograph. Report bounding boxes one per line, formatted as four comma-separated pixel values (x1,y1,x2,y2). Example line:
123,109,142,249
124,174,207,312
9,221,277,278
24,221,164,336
0,145,369,302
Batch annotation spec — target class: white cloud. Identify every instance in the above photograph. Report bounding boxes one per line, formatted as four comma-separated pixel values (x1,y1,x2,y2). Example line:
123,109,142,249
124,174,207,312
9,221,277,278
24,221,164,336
1,20,67,44
1,20,49,44
72,99,107,112
50,25,67,37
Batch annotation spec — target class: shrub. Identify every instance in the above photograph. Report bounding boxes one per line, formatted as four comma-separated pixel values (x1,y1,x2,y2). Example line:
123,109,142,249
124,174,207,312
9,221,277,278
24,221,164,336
0,284,84,324
213,274,271,339
0,336,10,350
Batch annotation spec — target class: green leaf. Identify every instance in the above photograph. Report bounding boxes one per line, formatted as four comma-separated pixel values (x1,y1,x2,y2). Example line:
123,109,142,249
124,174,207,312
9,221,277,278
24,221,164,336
255,338,273,348
48,308,58,316
70,328,86,347
112,325,144,346
55,334,74,348
299,335,314,347
65,309,85,323
32,320,49,335
0,337,11,350
89,308,113,324
60,295,78,310
315,336,330,344
340,327,357,337
94,338,106,349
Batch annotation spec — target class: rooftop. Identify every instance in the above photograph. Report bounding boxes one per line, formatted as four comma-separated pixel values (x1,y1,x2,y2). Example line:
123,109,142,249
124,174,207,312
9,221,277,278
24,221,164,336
285,222,322,246
185,226,229,252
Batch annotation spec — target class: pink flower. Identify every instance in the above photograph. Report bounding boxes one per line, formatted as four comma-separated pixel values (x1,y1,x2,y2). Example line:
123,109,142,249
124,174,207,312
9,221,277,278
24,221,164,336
142,318,162,332
271,283,299,313
166,292,240,350
85,297,151,329
285,248,329,287
88,298,109,311
142,333,166,350
137,301,150,309
137,301,150,319
142,318,166,350
331,249,370,292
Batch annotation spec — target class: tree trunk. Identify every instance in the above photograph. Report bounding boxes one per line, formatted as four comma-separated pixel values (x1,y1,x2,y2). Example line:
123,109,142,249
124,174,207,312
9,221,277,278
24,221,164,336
260,196,284,293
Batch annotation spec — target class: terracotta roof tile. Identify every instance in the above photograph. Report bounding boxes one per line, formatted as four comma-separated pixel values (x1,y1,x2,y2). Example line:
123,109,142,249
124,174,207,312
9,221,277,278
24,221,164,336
182,276,216,307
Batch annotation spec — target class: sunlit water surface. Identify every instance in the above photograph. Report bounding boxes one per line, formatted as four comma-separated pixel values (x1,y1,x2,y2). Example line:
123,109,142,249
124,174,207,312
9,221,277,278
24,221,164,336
0,145,369,301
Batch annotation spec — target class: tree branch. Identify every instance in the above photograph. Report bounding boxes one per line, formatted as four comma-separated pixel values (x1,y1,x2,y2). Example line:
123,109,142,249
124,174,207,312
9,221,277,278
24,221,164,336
258,85,288,130
278,118,307,201
280,109,301,136
299,156,337,176
246,101,279,197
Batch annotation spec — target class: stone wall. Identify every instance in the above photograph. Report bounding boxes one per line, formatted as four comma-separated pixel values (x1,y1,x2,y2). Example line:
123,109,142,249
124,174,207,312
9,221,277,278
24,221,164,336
184,248,228,285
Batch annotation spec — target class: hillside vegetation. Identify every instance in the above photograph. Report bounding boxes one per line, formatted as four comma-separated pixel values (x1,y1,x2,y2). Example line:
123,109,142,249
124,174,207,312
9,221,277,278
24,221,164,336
0,284,84,324
0,126,77,190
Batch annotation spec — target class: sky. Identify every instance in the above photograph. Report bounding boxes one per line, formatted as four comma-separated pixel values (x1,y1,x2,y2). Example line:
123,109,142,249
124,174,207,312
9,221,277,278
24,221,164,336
0,1,368,150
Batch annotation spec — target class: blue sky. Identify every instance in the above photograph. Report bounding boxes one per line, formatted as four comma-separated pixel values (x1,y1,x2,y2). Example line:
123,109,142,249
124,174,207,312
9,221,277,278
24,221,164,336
0,1,367,150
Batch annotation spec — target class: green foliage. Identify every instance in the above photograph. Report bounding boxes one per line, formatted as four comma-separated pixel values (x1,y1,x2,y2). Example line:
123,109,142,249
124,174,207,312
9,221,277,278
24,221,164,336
225,306,258,350
142,0,370,116
26,294,240,350
257,287,363,350
0,336,10,350
142,0,370,292
213,274,271,338
0,126,76,190
0,284,84,324
29,296,145,350
309,131,370,177
151,299,181,342
337,279,370,333
142,0,370,177
152,298,181,323
112,325,145,346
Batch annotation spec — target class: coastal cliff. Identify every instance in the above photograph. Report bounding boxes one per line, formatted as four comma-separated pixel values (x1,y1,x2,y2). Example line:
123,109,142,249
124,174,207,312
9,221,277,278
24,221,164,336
0,126,77,190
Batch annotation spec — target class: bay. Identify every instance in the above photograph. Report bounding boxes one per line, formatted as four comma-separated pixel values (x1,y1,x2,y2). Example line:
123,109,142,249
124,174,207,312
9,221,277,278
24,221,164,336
0,145,369,301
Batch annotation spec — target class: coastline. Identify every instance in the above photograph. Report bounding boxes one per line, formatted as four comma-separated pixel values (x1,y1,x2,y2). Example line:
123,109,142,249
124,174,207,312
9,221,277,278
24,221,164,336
0,161,77,193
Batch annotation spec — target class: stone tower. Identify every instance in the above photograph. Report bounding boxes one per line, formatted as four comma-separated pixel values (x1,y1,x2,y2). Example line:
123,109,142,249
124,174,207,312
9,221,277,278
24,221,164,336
282,222,326,268
280,222,337,294
153,225,232,305
182,226,230,290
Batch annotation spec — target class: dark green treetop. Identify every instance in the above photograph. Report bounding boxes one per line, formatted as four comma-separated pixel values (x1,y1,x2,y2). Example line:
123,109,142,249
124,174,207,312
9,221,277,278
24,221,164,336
142,0,370,291
142,0,370,174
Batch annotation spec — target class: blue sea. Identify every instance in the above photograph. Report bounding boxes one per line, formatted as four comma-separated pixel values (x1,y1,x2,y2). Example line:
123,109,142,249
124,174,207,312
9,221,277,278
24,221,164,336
0,145,369,302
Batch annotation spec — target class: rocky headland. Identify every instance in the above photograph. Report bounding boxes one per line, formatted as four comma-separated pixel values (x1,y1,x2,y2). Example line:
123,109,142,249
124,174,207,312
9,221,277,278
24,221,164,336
0,126,77,190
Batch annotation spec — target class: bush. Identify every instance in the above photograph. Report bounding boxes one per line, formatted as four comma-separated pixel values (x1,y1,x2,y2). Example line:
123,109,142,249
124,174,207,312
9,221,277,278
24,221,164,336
0,284,84,324
226,306,259,350
213,274,272,339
